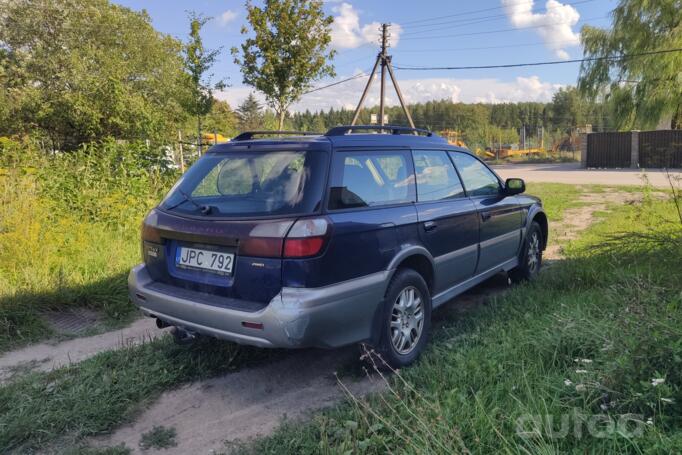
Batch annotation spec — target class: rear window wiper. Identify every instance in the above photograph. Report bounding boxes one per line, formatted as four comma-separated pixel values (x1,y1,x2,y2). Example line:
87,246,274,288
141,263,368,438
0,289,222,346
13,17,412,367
166,189,214,215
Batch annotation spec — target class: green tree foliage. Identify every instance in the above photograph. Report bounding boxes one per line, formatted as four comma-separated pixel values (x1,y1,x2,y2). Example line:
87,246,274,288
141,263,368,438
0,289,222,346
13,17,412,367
201,100,238,138
235,93,265,131
579,0,682,129
548,87,611,133
232,0,335,130
0,0,188,150
182,12,225,153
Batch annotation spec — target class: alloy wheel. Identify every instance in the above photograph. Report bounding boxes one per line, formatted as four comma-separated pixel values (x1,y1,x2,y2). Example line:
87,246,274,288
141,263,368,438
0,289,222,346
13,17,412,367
390,286,425,355
527,231,540,273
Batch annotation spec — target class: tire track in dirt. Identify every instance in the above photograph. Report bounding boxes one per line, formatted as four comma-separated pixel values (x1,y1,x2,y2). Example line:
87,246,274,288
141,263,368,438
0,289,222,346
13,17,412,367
0,318,164,383
95,347,383,454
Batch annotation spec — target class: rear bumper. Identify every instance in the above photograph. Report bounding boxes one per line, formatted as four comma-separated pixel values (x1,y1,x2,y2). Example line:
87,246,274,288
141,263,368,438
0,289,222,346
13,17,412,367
128,264,388,349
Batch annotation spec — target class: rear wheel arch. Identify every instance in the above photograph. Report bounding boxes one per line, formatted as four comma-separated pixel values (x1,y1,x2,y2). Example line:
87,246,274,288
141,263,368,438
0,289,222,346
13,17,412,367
530,210,548,250
389,254,435,295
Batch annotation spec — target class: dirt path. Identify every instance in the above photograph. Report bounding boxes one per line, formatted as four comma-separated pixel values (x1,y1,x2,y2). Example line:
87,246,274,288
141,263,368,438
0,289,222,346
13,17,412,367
544,189,644,260
0,318,164,383
96,347,383,454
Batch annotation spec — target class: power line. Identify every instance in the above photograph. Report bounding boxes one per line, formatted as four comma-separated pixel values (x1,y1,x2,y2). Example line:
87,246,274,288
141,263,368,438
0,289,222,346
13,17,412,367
301,71,369,96
400,0,598,27
393,48,682,71
299,49,682,98
401,0,598,33
394,39,583,54
400,15,609,41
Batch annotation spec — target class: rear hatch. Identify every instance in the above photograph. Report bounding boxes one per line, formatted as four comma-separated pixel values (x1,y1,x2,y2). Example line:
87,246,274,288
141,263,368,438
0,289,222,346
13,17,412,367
142,146,329,306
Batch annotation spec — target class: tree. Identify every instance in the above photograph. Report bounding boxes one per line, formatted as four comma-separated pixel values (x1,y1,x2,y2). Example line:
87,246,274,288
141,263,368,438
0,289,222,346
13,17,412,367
578,0,682,129
0,0,188,150
202,100,238,138
548,87,588,133
235,93,264,131
182,12,225,153
232,0,335,130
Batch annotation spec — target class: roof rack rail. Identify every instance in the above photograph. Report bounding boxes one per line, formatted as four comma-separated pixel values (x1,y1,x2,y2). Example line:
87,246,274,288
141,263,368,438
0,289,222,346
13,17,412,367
232,131,322,141
325,125,433,137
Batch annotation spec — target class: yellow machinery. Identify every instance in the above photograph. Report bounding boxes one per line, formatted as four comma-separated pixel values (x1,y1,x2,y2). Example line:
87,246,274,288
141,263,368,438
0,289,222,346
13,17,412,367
201,132,230,144
440,129,467,148
483,146,545,160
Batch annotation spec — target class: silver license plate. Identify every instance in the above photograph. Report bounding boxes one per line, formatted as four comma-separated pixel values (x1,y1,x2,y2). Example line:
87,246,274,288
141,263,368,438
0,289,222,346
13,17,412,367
176,247,234,275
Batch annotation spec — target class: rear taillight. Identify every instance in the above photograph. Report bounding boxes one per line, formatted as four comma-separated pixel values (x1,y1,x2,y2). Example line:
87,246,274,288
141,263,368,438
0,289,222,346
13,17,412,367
142,222,162,243
242,221,293,258
283,237,325,257
242,218,330,258
283,218,329,258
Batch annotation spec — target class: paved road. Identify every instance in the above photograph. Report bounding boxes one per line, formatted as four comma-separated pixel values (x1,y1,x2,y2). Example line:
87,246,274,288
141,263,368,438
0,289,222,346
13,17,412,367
492,162,681,188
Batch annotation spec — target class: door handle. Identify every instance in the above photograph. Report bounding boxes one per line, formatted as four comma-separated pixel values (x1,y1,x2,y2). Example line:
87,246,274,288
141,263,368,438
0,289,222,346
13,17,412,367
481,212,492,222
423,221,437,231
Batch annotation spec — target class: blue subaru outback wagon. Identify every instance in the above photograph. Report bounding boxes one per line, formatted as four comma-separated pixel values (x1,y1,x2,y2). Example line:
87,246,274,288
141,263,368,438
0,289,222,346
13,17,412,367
129,126,548,367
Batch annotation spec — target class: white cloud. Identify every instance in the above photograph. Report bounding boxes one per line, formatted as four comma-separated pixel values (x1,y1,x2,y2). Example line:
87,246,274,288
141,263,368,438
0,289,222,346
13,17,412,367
330,3,402,49
215,74,564,113
217,10,238,27
502,0,580,59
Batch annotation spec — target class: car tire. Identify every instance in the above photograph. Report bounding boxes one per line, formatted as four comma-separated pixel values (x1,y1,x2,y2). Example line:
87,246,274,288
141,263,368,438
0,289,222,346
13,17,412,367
509,221,543,282
372,268,432,370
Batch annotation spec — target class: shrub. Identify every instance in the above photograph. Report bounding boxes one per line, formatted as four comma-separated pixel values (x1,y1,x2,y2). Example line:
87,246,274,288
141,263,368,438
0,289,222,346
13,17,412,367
0,140,177,349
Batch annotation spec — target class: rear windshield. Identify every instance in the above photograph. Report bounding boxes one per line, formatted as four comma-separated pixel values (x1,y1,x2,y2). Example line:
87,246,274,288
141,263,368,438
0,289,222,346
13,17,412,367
161,150,328,217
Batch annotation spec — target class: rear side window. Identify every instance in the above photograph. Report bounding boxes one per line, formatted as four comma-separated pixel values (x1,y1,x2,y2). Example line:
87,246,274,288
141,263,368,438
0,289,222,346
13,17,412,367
449,152,501,197
413,150,465,202
328,150,415,210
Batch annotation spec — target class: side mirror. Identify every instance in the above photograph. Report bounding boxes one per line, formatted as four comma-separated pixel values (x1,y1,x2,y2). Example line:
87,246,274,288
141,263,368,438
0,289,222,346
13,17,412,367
504,178,525,195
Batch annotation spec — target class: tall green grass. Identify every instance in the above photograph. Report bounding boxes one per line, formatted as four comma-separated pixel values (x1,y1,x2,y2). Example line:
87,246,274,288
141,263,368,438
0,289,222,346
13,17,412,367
0,138,177,351
235,195,682,454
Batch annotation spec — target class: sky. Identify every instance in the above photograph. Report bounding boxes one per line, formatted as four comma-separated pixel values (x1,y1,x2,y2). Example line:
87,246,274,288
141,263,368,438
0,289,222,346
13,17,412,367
112,0,617,112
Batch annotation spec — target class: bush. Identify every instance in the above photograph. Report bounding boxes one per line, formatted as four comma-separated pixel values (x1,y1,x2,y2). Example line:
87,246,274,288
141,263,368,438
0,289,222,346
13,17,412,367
0,139,177,350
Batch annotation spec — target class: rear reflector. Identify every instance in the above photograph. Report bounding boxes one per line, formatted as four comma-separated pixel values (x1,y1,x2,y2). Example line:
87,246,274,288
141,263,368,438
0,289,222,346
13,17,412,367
241,321,264,330
283,237,325,258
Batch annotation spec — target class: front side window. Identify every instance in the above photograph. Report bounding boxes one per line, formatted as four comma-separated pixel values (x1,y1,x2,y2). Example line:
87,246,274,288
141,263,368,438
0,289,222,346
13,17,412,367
328,150,415,210
413,150,465,202
449,152,501,197
161,150,327,217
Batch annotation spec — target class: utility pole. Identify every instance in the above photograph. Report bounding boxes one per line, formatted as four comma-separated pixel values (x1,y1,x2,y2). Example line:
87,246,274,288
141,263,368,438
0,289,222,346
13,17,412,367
351,23,415,128
379,23,387,126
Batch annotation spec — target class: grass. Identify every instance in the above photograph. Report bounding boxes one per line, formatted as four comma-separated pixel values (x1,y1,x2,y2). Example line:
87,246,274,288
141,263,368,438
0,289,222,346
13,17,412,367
139,426,177,450
0,336,284,452
231,194,682,453
524,182,585,222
